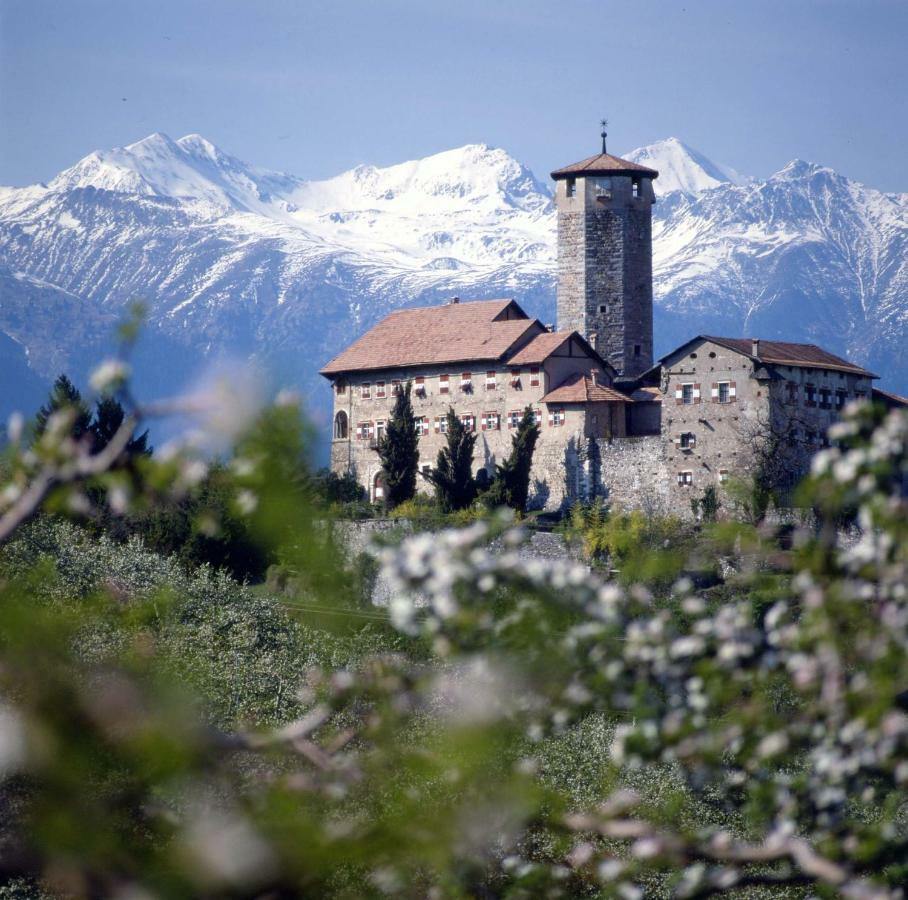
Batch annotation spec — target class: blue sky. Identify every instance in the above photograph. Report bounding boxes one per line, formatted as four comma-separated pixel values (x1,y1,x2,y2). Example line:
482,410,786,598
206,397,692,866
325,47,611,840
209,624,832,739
2,0,906,191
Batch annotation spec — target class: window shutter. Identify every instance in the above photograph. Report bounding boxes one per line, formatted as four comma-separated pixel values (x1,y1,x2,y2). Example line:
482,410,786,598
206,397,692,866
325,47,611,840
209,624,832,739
547,411,554,426
675,387,683,405
729,381,737,400
693,383,701,402
711,382,719,402
434,418,441,434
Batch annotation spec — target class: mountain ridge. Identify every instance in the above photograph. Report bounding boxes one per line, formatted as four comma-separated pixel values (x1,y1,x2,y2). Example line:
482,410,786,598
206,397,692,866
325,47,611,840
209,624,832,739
1,133,905,442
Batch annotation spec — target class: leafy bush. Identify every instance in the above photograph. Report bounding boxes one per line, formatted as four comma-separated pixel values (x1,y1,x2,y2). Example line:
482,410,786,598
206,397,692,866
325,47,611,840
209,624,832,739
1,363,907,899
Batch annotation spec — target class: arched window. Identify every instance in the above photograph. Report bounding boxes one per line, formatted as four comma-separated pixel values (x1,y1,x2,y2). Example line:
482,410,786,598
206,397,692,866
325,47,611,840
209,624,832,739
334,411,348,440
373,472,384,503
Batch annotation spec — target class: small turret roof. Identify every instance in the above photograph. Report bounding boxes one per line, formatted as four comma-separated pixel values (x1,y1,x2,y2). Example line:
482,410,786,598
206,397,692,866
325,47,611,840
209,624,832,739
551,152,659,180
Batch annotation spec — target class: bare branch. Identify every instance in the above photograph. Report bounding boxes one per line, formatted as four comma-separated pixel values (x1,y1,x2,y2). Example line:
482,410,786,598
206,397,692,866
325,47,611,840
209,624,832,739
0,414,140,544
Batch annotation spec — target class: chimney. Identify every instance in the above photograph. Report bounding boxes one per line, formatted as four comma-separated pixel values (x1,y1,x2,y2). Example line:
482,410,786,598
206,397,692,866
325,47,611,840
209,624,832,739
545,323,554,332
752,338,761,357
450,296,460,304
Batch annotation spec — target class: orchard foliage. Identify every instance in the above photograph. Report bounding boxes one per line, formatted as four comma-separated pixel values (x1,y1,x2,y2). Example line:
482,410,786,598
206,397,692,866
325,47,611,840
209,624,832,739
0,354,907,899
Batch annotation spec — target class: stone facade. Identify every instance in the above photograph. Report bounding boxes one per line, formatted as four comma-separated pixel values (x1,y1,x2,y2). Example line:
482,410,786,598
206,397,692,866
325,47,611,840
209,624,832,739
554,173,656,380
328,342,623,505
656,338,874,507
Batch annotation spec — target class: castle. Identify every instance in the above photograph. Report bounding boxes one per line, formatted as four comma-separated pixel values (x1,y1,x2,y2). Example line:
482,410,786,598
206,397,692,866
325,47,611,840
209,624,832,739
321,132,897,515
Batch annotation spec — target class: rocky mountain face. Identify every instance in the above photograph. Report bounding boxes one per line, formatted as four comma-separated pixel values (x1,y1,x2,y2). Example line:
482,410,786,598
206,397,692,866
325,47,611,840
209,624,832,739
1,132,905,443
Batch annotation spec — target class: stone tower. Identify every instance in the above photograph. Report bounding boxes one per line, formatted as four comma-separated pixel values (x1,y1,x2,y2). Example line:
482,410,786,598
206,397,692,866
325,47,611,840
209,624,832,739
551,129,658,381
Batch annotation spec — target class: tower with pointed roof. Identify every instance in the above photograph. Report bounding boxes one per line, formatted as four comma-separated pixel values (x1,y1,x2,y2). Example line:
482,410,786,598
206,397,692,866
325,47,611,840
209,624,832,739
551,124,658,381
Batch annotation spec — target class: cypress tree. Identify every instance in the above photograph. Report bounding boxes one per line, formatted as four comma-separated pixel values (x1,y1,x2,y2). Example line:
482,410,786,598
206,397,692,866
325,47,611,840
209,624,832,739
424,407,476,512
376,381,419,508
91,396,152,458
486,405,540,514
34,374,93,441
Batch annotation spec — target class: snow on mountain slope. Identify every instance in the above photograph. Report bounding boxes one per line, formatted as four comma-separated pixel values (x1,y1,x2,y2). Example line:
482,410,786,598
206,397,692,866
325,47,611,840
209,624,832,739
0,133,906,441
626,137,748,196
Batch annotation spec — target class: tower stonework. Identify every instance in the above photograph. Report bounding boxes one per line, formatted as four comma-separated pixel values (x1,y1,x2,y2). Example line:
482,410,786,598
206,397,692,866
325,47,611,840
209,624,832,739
552,145,658,381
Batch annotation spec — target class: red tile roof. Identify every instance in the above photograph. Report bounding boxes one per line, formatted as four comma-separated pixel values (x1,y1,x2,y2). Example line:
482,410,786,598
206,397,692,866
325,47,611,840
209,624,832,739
702,336,878,378
540,372,632,405
551,152,658,180
320,299,540,375
506,331,572,365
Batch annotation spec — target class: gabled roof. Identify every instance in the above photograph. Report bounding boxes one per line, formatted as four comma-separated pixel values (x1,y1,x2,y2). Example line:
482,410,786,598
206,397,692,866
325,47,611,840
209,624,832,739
645,335,878,379
320,299,538,376
540,372,632,405
701,336,878,378
506,330,617,376
551,152,658,180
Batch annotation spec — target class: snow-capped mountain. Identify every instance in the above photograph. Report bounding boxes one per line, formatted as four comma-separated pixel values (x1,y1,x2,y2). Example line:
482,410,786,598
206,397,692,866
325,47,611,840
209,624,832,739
1,133,906,445
625,136,749,196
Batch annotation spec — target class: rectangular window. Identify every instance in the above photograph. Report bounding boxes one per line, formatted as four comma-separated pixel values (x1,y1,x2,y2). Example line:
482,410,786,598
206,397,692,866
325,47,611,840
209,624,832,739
855,390,867,401
565,177,575,198
391,380,402,396
336,382,346,396
677,471,693,486
680,383,694,405
485,371,496,390
718,382,729,404
376,420,385,440
361,383,371,400
415,416,429,436
533,408,542,426
461,372,472,391
548,408,565,427
414,376,426,396
806,429,817,445
634,344,641,358
439,374,450,394
434,416,448,434
819,388,831,409
787,382,799,403
806,384,817,407
632,178,641,198
421,463,432,476
375,381,386,399
508,410,522,429
678,432,695,449
460,414,475,432
510,369,521,388
835,390,847,409
356,421,374,440
718,470,729,484
481,411,500,431
530,367,540,387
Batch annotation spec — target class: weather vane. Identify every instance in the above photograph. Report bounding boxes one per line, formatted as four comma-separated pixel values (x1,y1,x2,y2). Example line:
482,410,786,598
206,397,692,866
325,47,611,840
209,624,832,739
600,118,608,154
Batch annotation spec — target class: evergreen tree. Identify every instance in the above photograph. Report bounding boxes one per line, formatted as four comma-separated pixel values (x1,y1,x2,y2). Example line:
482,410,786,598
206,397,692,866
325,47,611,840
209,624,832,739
485,405,540,514
424,407,476,512
34,374,92,441
376,382,419,508
91,396,152,457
